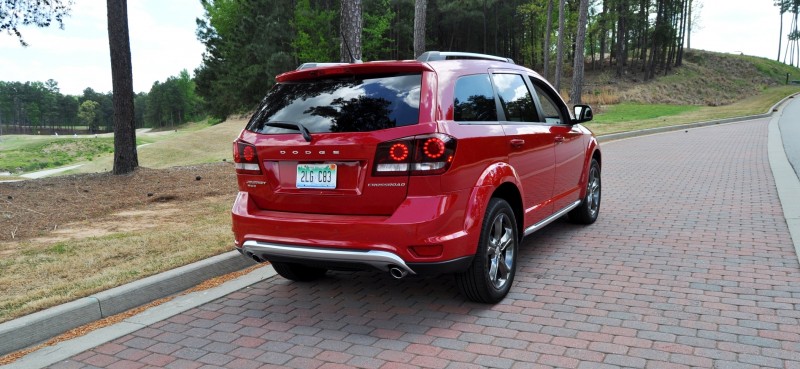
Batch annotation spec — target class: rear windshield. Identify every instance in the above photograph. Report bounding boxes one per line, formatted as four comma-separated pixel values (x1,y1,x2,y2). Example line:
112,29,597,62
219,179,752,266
246,74,422,134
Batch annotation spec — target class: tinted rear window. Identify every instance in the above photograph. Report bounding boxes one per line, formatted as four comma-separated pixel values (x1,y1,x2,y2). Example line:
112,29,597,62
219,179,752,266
246,74,421,134
453,74,498,122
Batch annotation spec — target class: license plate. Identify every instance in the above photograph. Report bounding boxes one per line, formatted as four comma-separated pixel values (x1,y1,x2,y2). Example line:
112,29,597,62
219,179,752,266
296,164,337,189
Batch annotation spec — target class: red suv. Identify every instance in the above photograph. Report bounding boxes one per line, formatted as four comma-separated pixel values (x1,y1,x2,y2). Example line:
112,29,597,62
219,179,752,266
232,51,601,303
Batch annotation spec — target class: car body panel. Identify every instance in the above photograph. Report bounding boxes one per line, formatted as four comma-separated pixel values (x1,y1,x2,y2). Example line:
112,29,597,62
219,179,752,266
231,55,600,278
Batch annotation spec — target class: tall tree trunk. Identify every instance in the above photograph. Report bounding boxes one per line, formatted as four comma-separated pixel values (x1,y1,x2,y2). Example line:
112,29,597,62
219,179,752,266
339,0,362,62
639,0,648,66
648,0,664,80
784,12,793,64
529,8,536,68
482,0,488,53
543,0,554,81
666,0,678,70
615,0,627,77
590,30,595,70
789,11,797,65
413,0,427,58
778,9,784,62
599,0,607,69
570,0,590,104
687,0,692,49
107,0,138,175
555,0,566,91
677,0,687,66
510,2,517,61
495,1,500,55
792,8,800,67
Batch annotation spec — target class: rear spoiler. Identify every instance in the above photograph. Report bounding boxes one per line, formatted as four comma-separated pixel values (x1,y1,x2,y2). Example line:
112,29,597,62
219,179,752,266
277,61,434,82
296,62,348,70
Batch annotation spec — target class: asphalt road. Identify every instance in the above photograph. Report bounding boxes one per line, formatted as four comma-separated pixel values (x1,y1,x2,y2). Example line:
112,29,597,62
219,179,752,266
34,117,800,369
780,97,800,180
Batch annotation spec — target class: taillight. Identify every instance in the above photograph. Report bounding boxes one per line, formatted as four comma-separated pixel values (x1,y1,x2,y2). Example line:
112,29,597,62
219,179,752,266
233,140,262,174
373,134,456,176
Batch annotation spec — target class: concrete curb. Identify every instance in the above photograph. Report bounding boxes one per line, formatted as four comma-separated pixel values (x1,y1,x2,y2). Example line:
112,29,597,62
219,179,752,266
1,92,798,360
768,103,800,266
596,113,769,143
3,265,275,369
0,251,256,356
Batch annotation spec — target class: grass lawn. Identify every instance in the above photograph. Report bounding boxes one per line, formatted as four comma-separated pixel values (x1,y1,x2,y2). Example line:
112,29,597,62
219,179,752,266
0,136,159,174
585,86,800,135
590,103,700,125
0,120,227,175
69,118,245,174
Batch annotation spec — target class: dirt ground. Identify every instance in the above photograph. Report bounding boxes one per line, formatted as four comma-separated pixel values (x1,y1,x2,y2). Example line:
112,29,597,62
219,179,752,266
0,162,238,243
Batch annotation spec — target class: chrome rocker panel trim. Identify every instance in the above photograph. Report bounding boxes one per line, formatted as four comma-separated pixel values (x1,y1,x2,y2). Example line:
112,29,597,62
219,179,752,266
523,200,581,237
242,240,416,275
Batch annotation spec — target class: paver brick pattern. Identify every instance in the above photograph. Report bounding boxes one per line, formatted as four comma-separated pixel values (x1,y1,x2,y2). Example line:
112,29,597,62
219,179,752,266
53,119,800,369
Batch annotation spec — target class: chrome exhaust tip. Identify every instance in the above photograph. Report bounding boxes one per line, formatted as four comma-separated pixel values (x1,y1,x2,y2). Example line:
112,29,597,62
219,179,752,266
389,266,408,279
246,252,264,263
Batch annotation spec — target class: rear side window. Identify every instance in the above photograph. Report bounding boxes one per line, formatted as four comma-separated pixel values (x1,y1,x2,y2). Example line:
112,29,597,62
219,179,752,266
491,74,538,122
247,74,421,134
453,74,498,122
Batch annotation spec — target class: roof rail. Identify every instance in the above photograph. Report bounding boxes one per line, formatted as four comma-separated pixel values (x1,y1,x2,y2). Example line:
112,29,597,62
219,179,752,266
416,51,514,64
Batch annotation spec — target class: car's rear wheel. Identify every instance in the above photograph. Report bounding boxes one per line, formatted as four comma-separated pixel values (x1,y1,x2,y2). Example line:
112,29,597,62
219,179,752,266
455,198,518,303
569,158,601,224
271,262,327,282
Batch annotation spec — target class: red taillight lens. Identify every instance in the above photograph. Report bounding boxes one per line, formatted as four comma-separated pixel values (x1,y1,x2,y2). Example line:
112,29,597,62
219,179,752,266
389,143,409,161
422,137,445,159
374,139,412,176
233,140,262,174
373,134,456,176
243,145,255,162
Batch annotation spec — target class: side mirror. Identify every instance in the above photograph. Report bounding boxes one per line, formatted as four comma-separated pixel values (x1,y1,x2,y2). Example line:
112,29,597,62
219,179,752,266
573,105,593,124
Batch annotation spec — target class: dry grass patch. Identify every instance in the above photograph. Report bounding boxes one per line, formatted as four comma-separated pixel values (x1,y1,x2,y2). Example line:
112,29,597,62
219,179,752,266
72,118,246,174
0,162,238,322
581,86,621,107
0,195,232,323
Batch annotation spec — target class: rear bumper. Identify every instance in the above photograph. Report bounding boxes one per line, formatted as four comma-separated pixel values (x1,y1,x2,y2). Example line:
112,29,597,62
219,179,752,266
231,190,480,273
239,240,475,275
241,240,416,274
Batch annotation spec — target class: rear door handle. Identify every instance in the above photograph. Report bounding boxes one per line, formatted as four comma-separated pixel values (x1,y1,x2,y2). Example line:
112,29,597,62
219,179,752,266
510,139,525,148
554,136,565,143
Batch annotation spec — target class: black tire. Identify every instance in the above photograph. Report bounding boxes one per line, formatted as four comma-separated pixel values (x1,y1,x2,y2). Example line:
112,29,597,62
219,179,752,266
455,198,518,303
271,262,327,282
568,158,601,224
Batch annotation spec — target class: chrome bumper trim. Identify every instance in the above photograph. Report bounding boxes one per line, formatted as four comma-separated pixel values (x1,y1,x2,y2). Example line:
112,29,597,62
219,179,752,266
242,241,416,275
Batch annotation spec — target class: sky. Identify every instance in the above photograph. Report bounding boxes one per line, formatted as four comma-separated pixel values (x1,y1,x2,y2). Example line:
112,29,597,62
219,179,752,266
691,0,783,60
0,0,788,96
0,0,205,95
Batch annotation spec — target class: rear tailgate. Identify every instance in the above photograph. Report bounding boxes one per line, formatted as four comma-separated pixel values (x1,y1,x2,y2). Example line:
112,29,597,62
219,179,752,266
240,131,410,216
236,67,437,216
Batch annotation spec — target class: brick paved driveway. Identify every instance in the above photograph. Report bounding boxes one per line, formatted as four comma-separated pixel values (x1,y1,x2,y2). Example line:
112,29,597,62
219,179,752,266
56,119,800,369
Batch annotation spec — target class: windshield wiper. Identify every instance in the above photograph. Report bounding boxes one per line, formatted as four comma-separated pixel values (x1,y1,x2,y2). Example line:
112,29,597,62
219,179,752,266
265,122,313,142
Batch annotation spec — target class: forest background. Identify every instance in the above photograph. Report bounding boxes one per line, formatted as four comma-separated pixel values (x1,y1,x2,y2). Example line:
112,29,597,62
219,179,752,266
2,0,799,136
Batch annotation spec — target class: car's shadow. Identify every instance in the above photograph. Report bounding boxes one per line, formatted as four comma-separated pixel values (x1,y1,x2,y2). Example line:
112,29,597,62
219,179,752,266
226,217,588,315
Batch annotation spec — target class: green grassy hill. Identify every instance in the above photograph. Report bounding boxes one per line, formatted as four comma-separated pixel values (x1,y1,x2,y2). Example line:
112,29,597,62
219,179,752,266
70,118,246,174
586,49,800,106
